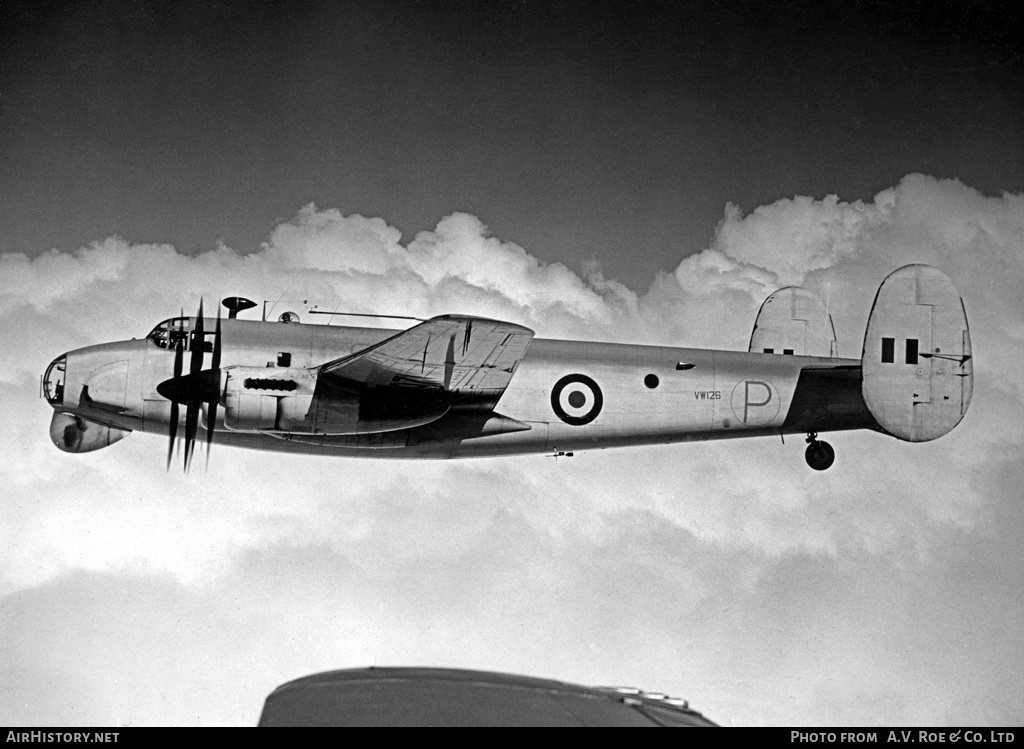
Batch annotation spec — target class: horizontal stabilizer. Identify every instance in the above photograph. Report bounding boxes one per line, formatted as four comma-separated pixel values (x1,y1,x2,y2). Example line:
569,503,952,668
749,287,837,357
861,264,973,442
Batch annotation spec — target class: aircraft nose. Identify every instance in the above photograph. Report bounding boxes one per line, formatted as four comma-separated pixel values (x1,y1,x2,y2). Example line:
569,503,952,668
44,343,136,413
42,354,68,406
79,358,130,412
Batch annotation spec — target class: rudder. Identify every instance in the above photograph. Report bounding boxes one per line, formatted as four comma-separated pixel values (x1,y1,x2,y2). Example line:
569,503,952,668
861,265,973,442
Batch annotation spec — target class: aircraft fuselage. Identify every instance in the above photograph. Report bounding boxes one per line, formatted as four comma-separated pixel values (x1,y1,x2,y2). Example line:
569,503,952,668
43,318,876,460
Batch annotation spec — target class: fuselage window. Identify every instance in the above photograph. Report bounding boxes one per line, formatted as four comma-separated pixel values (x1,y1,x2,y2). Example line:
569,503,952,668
783,349,794,355
881,337,895,363
644,374,659,389
906,338,919,365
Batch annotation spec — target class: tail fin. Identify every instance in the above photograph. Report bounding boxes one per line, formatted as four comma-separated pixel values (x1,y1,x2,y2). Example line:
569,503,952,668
861,264,973,442
749,287,837,357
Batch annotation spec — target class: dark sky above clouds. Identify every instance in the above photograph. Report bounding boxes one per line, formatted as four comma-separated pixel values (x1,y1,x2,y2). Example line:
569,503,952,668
1,0,1022,727
1,0,1020,289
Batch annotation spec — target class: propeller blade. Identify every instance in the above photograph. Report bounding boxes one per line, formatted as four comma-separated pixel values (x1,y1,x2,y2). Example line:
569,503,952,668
190,299,205,377
166,401,179,471
185,296,201,470
202,305,223,468
212,304,222,372
184,403,199,473
174,328,184,377
205,400,218,467
165,320,185,471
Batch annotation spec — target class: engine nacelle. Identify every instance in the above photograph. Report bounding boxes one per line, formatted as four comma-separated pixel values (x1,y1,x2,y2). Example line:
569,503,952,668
222,367,319,432
220,366,449,436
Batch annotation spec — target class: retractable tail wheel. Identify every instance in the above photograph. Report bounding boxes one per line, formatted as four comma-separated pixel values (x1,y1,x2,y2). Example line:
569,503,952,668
805,433,835,471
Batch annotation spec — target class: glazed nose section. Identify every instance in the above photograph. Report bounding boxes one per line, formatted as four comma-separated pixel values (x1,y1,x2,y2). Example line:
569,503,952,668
42,354,68,405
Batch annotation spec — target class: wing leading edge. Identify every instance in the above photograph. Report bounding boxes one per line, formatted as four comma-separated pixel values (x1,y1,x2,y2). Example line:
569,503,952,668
306,315,535,435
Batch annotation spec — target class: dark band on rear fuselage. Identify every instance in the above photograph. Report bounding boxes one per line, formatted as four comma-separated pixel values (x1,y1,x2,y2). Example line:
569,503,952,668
782,365,879,434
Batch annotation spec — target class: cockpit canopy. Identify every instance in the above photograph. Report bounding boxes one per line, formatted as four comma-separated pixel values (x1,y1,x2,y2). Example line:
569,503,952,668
146,317,191,350
146,317,215,353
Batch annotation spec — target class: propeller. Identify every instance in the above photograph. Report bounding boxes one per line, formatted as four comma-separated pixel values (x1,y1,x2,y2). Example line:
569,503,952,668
205,309,222,467
166,311,184,470
157,300,223,472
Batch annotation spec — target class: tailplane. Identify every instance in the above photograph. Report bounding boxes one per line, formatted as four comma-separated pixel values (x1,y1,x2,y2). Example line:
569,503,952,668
861,264,973,442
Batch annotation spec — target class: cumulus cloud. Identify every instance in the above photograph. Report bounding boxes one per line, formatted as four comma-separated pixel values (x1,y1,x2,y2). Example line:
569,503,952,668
1,174,1022,725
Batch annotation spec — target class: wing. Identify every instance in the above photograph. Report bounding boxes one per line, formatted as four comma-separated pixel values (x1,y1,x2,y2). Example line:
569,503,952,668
305,315,535,435
320,315,534,398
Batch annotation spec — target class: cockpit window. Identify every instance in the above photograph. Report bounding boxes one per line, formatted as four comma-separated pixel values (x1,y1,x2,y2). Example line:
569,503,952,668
146,317,215,352
146,318,192,350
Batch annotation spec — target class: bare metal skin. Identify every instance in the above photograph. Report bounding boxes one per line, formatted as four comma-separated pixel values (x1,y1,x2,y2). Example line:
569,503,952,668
42,265,972,471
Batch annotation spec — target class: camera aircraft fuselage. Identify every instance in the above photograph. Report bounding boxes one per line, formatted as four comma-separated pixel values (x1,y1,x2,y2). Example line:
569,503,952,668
42,265,973,471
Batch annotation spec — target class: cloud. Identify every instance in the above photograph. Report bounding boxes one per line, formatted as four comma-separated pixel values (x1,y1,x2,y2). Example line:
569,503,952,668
717,194,881,285
1,174,1022,725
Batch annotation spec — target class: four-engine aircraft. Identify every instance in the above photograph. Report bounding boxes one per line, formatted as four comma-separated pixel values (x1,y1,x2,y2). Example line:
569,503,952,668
42,264,973,471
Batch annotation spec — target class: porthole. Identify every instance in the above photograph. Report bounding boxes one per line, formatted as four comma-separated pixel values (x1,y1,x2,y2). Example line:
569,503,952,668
644,374,659,389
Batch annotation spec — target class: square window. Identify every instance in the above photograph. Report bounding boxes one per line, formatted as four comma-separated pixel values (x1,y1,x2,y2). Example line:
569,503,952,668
881,337,895,363
277,352,292,367
906,339,918,365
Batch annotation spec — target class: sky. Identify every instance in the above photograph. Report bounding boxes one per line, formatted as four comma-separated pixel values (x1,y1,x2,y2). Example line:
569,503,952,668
1,0,1022,727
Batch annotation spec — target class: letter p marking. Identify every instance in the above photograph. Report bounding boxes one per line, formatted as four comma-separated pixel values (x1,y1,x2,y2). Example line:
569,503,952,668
745,380,772,423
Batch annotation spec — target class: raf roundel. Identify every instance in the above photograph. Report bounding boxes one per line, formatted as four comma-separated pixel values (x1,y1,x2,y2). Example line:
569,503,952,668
551,374,603,426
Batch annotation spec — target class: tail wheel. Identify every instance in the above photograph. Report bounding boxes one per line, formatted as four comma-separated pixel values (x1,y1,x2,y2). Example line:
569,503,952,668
805,436,835,471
